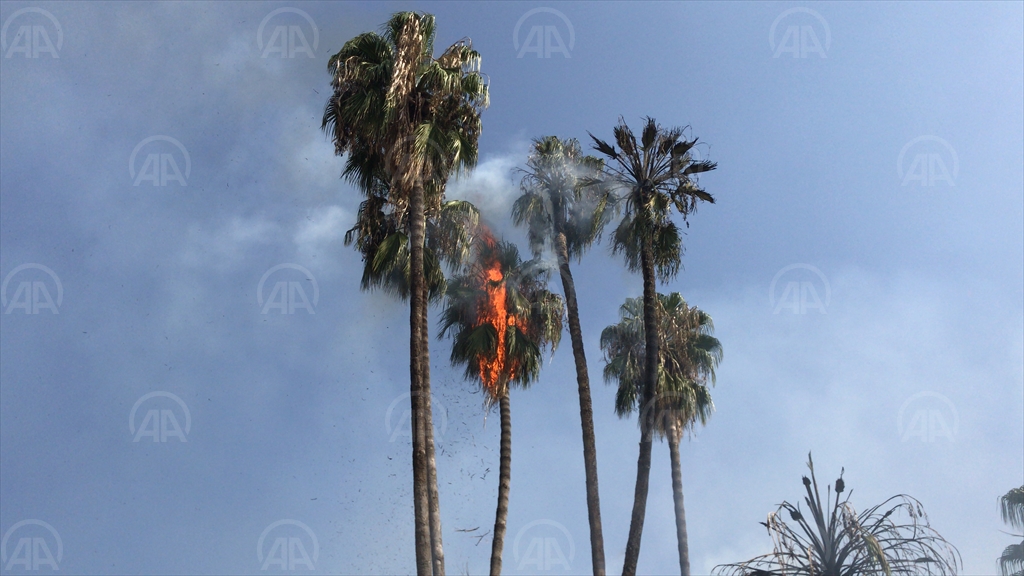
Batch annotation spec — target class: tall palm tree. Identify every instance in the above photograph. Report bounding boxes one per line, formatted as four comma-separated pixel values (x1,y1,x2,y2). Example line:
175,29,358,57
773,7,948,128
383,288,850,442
589,117,717,575
600,292,722,576
322,12,488,575
511,136,613,574
713,453,963,576
1000,486,1024,576
439,237,564,576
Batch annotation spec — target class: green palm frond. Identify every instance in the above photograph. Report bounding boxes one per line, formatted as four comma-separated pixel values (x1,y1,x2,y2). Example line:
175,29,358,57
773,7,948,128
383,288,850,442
600,292,720,437
324,11,490,302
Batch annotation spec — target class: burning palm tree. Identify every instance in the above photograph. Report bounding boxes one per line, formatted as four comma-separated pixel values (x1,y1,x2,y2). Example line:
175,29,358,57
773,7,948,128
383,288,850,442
439,233,564,576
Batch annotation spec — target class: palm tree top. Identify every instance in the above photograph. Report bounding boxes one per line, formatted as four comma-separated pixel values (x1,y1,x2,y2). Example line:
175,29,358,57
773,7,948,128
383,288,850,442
439,233,564,401
321,10,489,214
714,453,963,576
589,117,717,281
511,135,614,261
601,291,721,437
588,116,716,212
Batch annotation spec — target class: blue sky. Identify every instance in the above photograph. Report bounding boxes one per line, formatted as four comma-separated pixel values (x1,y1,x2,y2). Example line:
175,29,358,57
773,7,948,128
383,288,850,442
1,1,1021,574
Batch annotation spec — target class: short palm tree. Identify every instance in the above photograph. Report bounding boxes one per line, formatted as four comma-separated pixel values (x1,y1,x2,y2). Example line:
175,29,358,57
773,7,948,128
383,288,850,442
589,117,717,576
713,453,962,576
999,486,1024,576
601,292,722,576
511,135,613,574
322,11,488,575
439,237,564,576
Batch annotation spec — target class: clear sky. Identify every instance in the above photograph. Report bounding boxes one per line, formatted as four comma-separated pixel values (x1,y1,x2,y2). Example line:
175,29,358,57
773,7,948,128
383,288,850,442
1,1,1021,574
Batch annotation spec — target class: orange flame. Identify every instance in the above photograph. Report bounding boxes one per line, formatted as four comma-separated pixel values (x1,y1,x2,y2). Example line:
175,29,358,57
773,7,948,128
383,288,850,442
476,230,516,395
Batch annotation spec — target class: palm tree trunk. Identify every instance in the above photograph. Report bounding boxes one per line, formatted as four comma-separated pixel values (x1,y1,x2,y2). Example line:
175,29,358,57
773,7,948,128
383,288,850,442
490,392,512,576
554,233,606,576
667,420,690,576
409,175,433,576
622,236,660,576
421,301,445,576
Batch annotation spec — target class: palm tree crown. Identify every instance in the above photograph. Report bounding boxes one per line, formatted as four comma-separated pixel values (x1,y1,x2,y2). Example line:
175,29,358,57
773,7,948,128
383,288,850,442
511,136,612,260
713,454,963,576
601,292,721,435
589,116,716,281
439,236,564,401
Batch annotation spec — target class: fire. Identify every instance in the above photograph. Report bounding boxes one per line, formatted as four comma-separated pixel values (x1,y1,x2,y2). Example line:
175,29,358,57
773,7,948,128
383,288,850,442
476,232,516,395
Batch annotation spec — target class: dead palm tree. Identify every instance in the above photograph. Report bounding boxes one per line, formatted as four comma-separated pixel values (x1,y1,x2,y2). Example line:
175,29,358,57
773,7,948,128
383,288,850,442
589,117,717,576
601,292,722,575
439,237,564,575
511,136,613,574
322,11,488,575
713,453,962,576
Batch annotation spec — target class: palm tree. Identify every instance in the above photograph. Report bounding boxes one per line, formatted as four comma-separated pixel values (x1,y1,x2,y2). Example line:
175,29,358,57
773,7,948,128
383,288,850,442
600,292,722,576
713,453,963,576
589,117,717,575
511,136,613,574
439,237,564,576
322,12,488,575
999,486,1024,576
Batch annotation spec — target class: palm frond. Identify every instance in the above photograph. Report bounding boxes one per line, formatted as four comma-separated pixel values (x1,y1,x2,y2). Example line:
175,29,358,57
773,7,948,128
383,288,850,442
713,455,962,576
600,292,721,438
